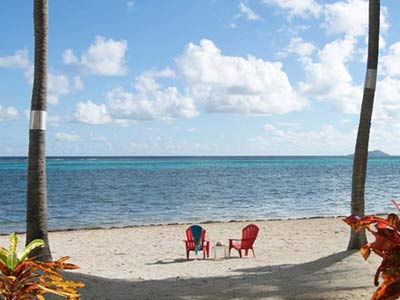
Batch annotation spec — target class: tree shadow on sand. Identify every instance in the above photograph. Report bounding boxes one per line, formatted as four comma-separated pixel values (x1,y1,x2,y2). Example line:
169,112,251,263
147,258,188,265
66,251,375,300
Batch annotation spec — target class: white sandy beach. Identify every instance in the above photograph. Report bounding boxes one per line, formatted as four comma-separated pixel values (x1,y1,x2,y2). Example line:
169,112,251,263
1,218,381,300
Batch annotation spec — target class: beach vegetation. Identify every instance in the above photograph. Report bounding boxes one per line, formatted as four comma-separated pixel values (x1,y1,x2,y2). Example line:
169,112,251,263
344,200,400,300
0,233,84,300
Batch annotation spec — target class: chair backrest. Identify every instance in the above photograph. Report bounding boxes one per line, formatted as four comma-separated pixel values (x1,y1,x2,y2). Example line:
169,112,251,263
241,224,259,249
186,225,206,247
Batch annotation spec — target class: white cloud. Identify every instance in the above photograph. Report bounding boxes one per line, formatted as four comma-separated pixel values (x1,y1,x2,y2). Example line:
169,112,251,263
73,76,84,90
24,68,73,105
323,0,367,37
0,49,30,69
133,67,176,94
108,68,196,121
262,0,321,18
177,39,306,115
89,133,112,150
381,42,400,77
127,0,135,10
380,6,390,33
298,36,362,114
48,73,71,104
73,100,112,124
0,106,19,121
287,37,315,58
47,115,61,127
3,50,77,105
264,123,350,143
238,2,261,21
264,124,286,137
62,49,79,64
72,68,197,124
369,76,400,153
128,68,193,119
264,0,388,38
55,132,80,142
254,123,355,154
323,0,389,37
63,36,128,76
374,77,400,126
23,65,34,84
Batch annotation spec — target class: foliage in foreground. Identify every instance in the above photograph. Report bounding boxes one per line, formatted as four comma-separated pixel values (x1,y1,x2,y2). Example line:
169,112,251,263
0,233,84,300
344,200,400,300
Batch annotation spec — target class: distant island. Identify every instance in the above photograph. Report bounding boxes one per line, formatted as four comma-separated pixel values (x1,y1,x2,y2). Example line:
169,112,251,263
347,150,391,158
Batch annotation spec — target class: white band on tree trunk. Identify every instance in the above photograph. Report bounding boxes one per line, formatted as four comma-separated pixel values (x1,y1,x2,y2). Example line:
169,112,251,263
29,110,47,130
365,68,377,90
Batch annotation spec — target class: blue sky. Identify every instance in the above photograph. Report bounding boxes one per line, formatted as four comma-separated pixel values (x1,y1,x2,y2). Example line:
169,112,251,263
1,0,400,156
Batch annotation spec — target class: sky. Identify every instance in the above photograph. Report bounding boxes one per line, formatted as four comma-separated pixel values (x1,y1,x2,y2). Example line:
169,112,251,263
1,0,400,156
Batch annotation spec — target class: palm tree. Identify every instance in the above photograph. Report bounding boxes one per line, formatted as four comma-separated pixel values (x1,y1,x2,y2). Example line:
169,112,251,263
26,0,51,261
348,0,380,250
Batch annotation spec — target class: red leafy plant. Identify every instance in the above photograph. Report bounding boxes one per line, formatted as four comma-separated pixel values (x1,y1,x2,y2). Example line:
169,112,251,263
0,233,84,299
344,200,400,300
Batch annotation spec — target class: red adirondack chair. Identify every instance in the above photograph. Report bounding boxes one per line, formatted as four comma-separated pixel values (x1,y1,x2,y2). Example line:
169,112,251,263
184,225,210,259
229,224,259,258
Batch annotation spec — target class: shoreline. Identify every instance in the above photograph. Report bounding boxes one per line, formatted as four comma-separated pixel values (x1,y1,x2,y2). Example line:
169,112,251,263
1,215,353,236
6,212,395,236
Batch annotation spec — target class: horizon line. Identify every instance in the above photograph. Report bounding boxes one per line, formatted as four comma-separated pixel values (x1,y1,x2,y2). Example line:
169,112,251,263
0,154,396,158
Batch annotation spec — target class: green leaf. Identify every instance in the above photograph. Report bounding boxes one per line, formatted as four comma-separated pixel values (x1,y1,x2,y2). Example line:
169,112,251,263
9,233,18,253
0,247,8,266
6,251,18,271
19,239,45,261
5,233,19,270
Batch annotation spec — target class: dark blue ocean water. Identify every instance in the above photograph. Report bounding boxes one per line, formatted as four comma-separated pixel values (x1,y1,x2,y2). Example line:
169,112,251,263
1,156,400,234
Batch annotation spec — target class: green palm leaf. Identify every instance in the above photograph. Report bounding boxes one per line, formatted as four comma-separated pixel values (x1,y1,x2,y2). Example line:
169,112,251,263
19,239,45,261
6,251,18,271
0,247,8,266
9,233,18,253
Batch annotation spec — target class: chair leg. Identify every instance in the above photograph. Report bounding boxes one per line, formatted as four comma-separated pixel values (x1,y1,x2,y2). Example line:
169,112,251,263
251,248,255,258
187,250,190,260
239,249,242,258
245,249,249,256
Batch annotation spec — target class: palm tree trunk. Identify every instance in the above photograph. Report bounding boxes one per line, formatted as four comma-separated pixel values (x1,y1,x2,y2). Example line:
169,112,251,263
26,0,51,261
347,0,380,250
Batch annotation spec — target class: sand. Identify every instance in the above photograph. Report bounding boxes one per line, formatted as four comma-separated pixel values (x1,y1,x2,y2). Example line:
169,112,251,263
1,218,382,300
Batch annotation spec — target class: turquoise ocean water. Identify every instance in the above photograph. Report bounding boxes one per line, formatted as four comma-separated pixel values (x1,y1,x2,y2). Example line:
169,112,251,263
1,156,400,234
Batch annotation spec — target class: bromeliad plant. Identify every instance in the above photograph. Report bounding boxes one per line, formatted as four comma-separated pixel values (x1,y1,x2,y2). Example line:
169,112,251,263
0,233,84,299
344,200,400,300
